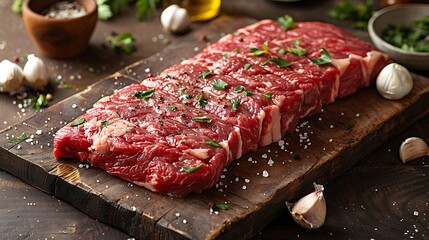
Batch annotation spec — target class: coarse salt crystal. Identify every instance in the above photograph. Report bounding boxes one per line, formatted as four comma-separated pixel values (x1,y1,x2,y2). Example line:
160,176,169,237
262,170,269,177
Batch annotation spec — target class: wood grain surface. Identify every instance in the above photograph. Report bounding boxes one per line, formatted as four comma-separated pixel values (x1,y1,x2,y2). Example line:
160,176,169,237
1,17,429,239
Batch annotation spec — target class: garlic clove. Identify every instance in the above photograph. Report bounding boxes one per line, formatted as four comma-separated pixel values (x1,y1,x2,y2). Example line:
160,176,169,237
376,63,413,100
23,54,49,90
286,182,327,229
399,137,429,163
161,4,191,34
0,59,24,94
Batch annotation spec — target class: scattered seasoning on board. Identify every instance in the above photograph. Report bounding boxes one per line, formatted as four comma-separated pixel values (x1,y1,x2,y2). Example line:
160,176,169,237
43,1,87,19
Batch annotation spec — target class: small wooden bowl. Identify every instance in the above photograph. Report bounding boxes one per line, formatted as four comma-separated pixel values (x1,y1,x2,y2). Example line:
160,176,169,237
22,0,98,59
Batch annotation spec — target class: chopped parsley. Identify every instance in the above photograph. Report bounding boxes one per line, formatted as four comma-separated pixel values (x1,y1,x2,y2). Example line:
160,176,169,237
311,48,332,65
346,124,355,130
201,71,213,79
251,41,269,56
231,98,240,110
260,61,268,66
223,53,231,58
244,63,252,69
277,15,295,30
32,94,48,112
191,116,212,123
71,118,87,127
211,79,228,90
197,94,207,107
215,203,231,210
288,47,307,56
179,86,186,92
243,91,253,96
101,120,109,127
132,89,154,99
270,57,292,68
182,163,204,173
278,48,287,55
106,32,136,54
7,132,27,144
205,140,222,148
292,40,302,46
183,93,192,100
262,92,273,99
235,85,244,93
167,105,177,110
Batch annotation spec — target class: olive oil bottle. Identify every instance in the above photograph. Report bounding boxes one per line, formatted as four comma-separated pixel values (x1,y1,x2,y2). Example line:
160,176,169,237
164,0,221,22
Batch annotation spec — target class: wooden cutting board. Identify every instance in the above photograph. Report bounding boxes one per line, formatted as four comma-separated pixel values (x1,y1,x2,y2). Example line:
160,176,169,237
1,17,428,239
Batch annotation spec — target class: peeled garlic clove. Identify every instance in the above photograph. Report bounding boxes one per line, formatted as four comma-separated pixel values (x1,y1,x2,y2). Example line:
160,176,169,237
23,54,48,90
399,137,429,163
161,4,191,33
286,182,327,229
0,59,24,94
376,63,413,100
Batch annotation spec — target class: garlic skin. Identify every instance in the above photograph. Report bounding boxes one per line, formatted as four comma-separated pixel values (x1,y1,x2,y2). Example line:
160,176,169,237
0,59,24,94
286,183,327,229
161,4,191,34
399,137,429,163
23,54,49,90
376,63,413,100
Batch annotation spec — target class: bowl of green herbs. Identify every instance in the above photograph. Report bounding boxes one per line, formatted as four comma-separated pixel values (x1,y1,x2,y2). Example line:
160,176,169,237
368,4,429,71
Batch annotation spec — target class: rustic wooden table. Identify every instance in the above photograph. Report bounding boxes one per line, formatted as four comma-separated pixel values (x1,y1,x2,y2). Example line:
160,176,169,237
1,0,428,239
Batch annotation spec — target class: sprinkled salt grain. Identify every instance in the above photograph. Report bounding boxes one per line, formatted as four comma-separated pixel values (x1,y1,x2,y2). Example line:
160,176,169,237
356,113,360,117
261,154,268,159
235,177,239,182
71,104,77,109
245,179,250,183
248,157,253,162
131,206,136,211
17,145,21,150
414,211,419,216
242,185,247,190
36,130,42,135
145,68,151,73
262,170,269,177
183,219,187,224
267,159,274,166
194,47,200,52
329,139,333,142
330,124,334,129
220,175,225,179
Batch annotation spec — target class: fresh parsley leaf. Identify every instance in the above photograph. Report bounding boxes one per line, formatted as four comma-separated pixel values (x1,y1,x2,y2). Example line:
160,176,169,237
11,0,23,13
234,48,241,53
260,61,268,66
211,79,228,90
270,57,292,68
136,0,158,20
167,105,177,110
191,117,212,123
182,163,204,173
205,140,222,148
235,85,244,93
215,203,230,210
223,53,231,58
292,40,301,46
183,93,192,100
311,48,332,65
251,48,265,56
106,32,136,54
231,98,240,110
132,89,154,99
278,48,287,55
244,63,252,69
288,47,307,56
262,92,273,99
7,132,27,144
101,120,108,127
197,94,207,107
277,15,295,30
262,41,269,52
243,91,253,96
71,118,87,127
32,94,48,112
201,71,213,79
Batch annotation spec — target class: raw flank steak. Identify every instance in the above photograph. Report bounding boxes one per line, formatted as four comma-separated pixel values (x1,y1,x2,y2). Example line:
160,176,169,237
53,19,389,197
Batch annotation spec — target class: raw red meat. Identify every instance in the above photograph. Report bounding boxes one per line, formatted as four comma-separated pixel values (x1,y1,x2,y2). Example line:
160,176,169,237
53,20,389,197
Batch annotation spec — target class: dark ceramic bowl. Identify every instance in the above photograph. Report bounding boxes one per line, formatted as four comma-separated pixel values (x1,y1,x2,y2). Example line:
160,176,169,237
22,0,98,59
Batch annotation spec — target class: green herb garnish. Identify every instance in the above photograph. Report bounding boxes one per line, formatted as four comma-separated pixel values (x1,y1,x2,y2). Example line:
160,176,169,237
260,61,268,66
262,92,273,99
346,124,355,130
270,57,292,68
32,94,48,112
292,40,301,46
243,91,253,96
215,203,231,210
71,118,87,127
277,15,295,30
244,63,252,69
7,132,27,144
278,48,287,55
211,79,228,90
182,163,204,173
132,89,154,99
197,94,207,107
191,117,212,123
205,140,222,148
311,48,332,65
231,98,240,110
201,71,213,79
223,53,231,58
11,0,23,13
251,41,269,56
235,85,244,93
101,120,108,127
183,93,192,100
382,16,429,52
106,32,136,54
288,47,307,56
167,105,177,110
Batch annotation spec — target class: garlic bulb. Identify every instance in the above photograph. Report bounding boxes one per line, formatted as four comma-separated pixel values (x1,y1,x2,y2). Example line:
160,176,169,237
23,54,49,90
399,137,429,163
0,59,24,94
286,182,327,229
161,4,191,33
376,63,413,100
